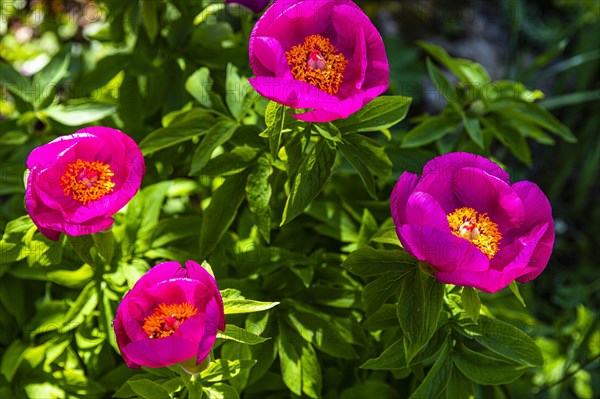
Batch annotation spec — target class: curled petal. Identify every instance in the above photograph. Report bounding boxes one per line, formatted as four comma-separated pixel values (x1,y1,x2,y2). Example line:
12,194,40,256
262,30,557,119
390,172,420,226
422,152,510,184
397,224,489,273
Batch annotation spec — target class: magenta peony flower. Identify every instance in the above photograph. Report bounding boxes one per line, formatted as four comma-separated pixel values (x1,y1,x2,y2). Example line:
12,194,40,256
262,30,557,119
25,126,145,241
248,0,389,122
113,260,226,369
226,0,270,13
390,152,555,293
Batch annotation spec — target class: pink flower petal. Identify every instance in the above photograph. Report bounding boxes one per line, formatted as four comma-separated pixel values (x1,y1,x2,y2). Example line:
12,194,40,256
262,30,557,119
390,172,420,226
397,224,489,272
422,152,510,184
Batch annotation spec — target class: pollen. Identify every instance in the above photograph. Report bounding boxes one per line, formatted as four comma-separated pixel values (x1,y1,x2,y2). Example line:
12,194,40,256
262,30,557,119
60,159,115,204
286,34,348,95
447,207,502,259
142,302,199,339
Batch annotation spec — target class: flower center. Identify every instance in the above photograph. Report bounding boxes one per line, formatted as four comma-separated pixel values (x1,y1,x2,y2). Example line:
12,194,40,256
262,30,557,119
447,207,502,259
60,159,115,204
142,302,199,339
285,34,348,95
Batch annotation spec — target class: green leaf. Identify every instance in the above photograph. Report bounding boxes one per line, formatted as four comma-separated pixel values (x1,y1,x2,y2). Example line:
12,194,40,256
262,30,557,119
262,101,286,157
338,141,377,199
201,359,256,382
93,230,114,265
217,325,270,345
453,344,527,385
485,81,544,103
194,3,226,25
541,90,600,110
402,114,459,148
461,287,481,321
0,340,28,382
0,131,28,146
128,379,171,399
186,67,213,108
363,272,406,314
445,367,476,399
364,304,398,332
484,118,532,165
342,133,393,176
461,114,484,148
141,0,159,43
409,339,452,399
33,51,70,106
190,120,238,175
314,123,343,143
0,215,35,264
200,146,259,177
426,58,458,103
246,156,272,242
342,247,417,278
498,103,576,143
335,96,412,133
0,61,33,101
281,138,336,225
226,63,256,120
223,299,279,315
357,208,379,248
150,216,203,248
338,133,392,199
203,383,240,399
508,281,527,307
137,181,172,243
462,316,544,367
397,270,444,362
67,235,95,266
418,41,491,86
361,329,448,370
139,110,218,155
43,103,116,125
285,308,359,359
199,175,247,256
221,342,253,392
360,339,405,370
278,325,321,399
46,264,94,288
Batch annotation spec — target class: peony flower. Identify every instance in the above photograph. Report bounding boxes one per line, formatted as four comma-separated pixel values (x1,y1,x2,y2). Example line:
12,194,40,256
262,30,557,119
248,0,389,122
25,126,145,241
226,0,270,13
113,260,226,369
390,152,555,293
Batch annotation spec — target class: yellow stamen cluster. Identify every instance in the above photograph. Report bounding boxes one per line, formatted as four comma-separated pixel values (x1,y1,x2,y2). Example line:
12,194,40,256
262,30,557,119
142,302,199,339
447,207,502,259
60,159,115,204
286,34,348,95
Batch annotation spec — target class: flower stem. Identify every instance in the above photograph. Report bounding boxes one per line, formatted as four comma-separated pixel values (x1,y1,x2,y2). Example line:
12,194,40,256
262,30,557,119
186,373,204,399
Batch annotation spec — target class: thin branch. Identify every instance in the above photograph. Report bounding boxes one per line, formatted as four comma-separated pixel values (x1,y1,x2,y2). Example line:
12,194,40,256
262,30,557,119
534,353,600,396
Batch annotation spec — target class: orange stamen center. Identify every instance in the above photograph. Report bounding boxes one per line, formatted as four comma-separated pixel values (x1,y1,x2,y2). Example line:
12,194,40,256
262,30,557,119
142,302,198,339
447,207,502,259
60,159,115,204
286,34,348,95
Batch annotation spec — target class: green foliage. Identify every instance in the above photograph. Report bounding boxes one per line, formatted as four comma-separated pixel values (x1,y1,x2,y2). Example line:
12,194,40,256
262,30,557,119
403,42,576,165
0,0,598,398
